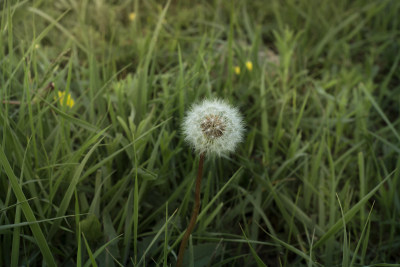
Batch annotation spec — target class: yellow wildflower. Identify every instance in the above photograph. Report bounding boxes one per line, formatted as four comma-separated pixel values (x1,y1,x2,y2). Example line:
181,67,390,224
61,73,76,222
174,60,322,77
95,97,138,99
234,66,241,75
129,12,136,21
245,61,253,71
56,91,75,108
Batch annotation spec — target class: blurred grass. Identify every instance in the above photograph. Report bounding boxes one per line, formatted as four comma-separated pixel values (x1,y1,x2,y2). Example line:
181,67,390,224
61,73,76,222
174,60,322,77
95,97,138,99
1,0,400,266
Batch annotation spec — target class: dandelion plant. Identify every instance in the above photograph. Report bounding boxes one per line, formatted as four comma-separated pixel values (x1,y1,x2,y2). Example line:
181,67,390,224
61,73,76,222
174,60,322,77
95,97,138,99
177,99,244,267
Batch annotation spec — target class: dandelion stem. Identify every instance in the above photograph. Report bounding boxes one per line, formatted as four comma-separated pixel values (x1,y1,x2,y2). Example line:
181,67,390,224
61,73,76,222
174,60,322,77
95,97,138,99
177,153,205,267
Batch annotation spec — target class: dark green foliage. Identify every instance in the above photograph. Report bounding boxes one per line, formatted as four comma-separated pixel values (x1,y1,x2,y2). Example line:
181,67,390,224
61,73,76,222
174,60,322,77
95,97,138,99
1,0,400,266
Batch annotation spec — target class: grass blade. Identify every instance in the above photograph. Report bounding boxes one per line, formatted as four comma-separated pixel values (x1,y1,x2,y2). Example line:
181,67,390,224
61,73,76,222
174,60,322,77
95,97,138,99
0,147,56,267
48,128,107,239
313,171,393,249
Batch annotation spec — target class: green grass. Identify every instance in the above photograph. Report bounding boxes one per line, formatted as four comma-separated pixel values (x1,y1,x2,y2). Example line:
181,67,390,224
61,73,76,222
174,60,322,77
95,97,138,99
1,0,400,266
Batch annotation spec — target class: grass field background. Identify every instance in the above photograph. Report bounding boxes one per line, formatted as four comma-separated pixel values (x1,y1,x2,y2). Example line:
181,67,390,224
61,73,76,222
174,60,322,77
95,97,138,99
1,0,400,266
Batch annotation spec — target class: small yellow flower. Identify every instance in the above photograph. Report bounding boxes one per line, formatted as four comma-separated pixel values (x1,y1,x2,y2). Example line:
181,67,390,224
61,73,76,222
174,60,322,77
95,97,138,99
129,12,136,21
234,66,241,75
34,44,40,49
245,61,253,71
56,91,75,108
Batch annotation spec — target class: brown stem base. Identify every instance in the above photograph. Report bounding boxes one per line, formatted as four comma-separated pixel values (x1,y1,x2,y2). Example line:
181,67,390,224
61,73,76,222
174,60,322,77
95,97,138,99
176,153,205,267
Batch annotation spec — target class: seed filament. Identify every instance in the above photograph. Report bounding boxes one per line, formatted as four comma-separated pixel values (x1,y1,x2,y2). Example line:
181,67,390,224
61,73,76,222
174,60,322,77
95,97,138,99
200,114,226,139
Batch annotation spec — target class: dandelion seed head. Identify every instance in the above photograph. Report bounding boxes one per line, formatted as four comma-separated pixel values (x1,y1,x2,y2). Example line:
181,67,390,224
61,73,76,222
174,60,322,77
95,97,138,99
182,99,245,156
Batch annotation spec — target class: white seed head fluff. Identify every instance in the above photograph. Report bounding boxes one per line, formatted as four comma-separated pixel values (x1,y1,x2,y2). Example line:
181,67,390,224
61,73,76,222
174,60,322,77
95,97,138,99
182,99,245,156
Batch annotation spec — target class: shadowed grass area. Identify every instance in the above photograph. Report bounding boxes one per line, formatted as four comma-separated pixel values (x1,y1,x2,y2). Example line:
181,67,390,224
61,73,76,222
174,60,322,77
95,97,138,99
1,0,400,266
